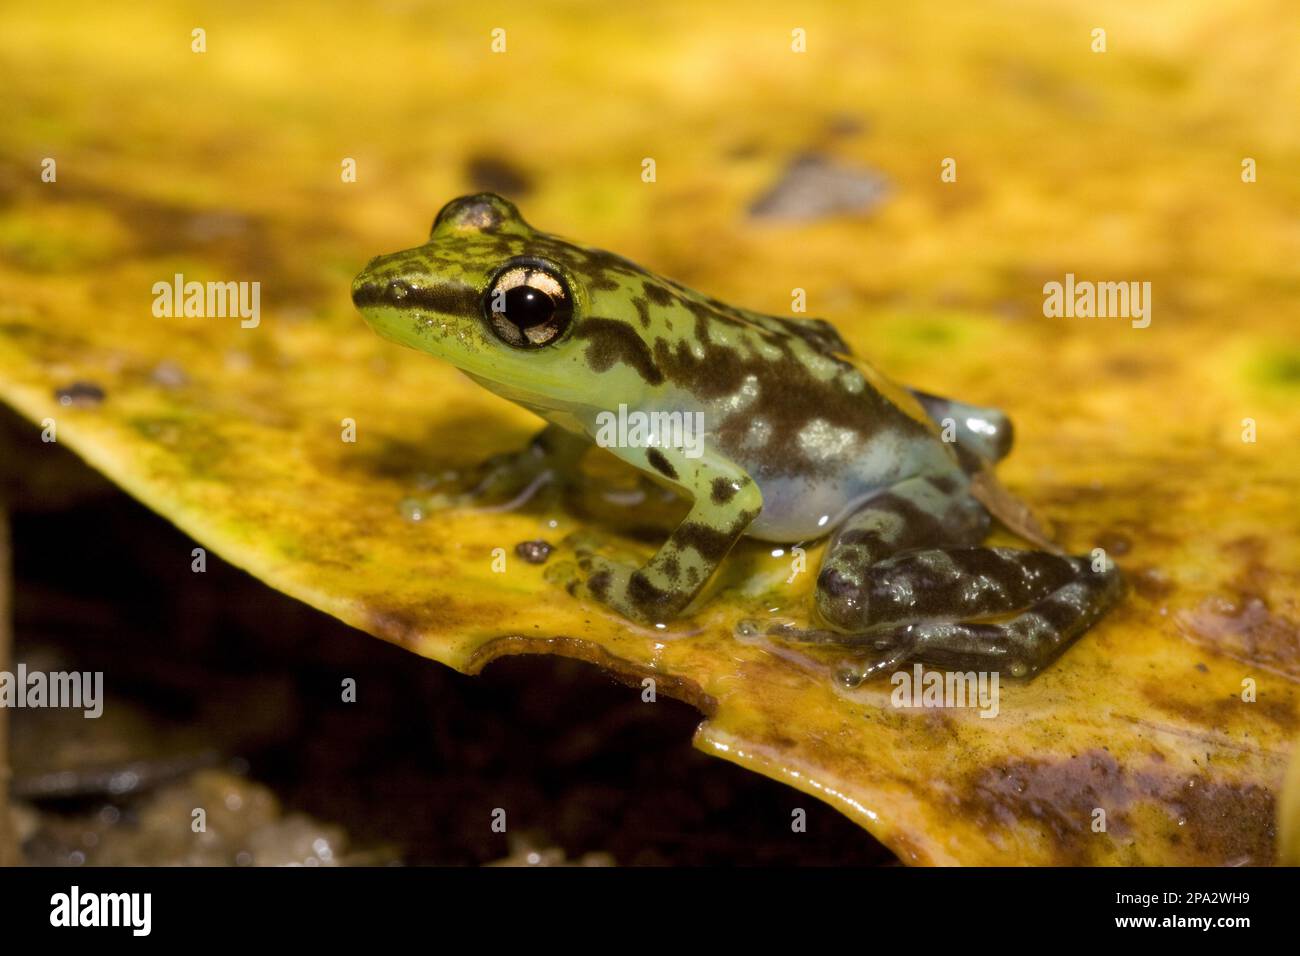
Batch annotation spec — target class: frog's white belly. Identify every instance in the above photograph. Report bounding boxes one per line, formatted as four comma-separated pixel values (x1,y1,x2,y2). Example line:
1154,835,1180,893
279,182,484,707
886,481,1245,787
744,474,868,541
739,431,961,542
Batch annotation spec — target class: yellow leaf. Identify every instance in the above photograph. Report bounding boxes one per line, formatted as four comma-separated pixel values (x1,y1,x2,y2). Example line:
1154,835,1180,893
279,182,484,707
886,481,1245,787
2,0,1298,865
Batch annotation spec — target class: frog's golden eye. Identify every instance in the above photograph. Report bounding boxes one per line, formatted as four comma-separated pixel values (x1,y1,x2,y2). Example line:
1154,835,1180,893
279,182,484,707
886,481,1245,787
482,261,573,348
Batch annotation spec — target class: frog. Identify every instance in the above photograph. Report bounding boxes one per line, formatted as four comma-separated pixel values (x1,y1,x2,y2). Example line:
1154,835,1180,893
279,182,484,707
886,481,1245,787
351,193,1124,684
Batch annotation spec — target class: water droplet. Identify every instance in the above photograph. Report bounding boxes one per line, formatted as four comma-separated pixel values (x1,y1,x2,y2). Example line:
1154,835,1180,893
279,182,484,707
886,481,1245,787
399,497,426,522
835,664,865,688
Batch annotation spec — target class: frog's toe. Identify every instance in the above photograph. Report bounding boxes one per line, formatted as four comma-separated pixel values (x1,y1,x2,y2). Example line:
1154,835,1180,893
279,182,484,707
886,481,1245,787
834,637,919,688
558,551,635,610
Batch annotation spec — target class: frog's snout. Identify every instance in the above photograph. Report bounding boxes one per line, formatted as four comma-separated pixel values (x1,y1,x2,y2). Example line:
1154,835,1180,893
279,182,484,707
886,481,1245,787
350,261,391,311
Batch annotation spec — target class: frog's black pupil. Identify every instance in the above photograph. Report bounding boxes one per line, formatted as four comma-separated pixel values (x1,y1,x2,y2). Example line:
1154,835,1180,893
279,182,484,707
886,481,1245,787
503,285,554,329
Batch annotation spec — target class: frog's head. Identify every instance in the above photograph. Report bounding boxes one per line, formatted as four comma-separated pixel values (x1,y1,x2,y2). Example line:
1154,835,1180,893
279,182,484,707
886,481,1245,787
352,193,641,409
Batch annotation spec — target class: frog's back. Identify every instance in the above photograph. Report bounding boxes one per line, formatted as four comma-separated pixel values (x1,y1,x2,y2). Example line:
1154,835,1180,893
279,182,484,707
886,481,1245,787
617,276,959,539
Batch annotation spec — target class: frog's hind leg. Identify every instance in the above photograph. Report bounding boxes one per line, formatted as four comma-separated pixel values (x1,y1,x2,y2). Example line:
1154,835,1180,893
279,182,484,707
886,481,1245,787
828,548,1124,685
811,478,1123,683
813,474,991,626
908,389,1014,467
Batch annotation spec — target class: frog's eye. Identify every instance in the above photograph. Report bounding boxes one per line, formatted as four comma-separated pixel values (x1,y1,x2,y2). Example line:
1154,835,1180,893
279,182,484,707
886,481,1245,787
482,262,573,348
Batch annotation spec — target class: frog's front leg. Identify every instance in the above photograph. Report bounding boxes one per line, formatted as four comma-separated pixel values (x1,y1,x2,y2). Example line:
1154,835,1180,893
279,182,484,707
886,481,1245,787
575,449,761,624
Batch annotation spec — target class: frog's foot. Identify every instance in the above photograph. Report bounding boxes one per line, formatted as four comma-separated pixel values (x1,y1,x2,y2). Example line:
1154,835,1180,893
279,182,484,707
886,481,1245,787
556,448,763,626
570,552,644,619
793,475,1123,682
562,546,688,625
754,621,919,686
818,548,1125,684
540,534,643,619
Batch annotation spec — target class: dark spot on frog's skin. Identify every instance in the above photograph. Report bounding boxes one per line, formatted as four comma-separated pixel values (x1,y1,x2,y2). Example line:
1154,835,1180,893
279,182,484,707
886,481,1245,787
818,566,859,599
632,296,652,328
574,317,664,385
711,477,738,505
682,297,720,334
674,520,748,563
55,382,106,408
643,281,674,307
514,539,553,564
628,570,672,612
351,276,480,319
646,448,677,480
464,156,533,197
661,554,681,581
648,317,934,478
586,275,621,292
786,318,851,356
547,246,634,292
587,569,612,601
926,474,960,496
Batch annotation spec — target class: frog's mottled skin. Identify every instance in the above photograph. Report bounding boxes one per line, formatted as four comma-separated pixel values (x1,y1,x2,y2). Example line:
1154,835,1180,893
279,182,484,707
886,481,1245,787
353,194,1123,682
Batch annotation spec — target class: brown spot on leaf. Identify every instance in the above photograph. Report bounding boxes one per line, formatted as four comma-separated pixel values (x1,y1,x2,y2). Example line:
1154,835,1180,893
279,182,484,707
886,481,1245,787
1177,593,1300,681
954,750,1276,864
54,381,105,408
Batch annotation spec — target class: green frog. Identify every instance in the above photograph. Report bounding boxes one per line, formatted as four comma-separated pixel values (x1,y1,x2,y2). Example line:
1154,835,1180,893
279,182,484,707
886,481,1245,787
352,193,1123,683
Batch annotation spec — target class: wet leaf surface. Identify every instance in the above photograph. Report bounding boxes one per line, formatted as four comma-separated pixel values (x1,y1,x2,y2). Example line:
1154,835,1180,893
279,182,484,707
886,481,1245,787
2,0,1298,863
